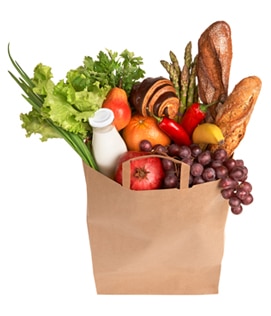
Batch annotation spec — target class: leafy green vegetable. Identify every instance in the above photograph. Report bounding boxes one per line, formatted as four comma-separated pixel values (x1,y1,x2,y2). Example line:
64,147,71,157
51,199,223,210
8,44,145,168
8,47,98,168
89,49,146,93
20,110,61,141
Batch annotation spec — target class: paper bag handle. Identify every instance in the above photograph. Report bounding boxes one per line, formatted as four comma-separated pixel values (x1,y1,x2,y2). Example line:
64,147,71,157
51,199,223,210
122,154,190,190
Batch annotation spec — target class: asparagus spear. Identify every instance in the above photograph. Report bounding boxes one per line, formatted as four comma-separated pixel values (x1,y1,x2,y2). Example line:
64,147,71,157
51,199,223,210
179,64,189,117
187,55,198,106
178,41,193,116
169,51,181,82
160,59,180,98
160,41,198,120
184,41,192,69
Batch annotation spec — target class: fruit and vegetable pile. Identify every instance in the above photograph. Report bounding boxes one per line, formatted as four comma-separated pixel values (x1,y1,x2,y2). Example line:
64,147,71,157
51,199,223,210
9,21,261,215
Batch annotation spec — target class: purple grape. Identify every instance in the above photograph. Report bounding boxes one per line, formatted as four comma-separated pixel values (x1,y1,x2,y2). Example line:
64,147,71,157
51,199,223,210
163,173,178,188
229,196,241,207
190,144,202,157
215,165,228,179
162,158,175,172
221,188,235,199
223,158,236,170
212,148,228,161
202,167,216,181
229,166,245,181
210,159,223,169
239,166,248,181
139,139,152,152
197,150,212,166
231,205,243,215
178,145,192,159
168,143,181,157
241,193,254,205
235,159,244,166
235,187,248,200
239,181,252,193
181,157,194,166
219,176,238,190
153,144,167,155
193,176,205,185
190,162,204,177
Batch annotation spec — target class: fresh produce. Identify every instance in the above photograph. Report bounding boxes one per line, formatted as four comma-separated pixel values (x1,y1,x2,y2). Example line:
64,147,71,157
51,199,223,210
114,151,165,190
139,139,153,152
192,123,224,145
160,41,198,118
8,46,145,168
102,87,132,131
180,102,214,137
154,116,191,146
140,142,253,214
122,114,171,151
9,51,97,169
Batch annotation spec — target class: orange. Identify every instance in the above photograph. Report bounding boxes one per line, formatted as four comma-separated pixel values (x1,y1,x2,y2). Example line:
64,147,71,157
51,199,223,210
122,114,171,151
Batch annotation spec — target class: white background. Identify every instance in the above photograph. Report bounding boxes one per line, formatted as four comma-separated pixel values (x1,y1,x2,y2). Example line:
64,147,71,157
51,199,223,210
1,1,270,315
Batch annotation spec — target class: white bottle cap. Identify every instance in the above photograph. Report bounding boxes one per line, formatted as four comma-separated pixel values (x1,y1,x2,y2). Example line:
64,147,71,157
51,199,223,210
88,108,114,128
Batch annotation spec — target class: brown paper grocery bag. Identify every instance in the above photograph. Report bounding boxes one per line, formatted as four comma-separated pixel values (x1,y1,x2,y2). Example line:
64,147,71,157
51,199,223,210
83,156,229,295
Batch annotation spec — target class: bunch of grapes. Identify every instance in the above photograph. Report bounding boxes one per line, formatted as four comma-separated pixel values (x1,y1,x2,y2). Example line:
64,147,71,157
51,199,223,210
139,140,253,215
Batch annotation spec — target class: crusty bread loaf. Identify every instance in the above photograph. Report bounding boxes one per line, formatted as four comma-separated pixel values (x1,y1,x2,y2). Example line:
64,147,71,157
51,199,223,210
197,21,233,122
209,76,262,156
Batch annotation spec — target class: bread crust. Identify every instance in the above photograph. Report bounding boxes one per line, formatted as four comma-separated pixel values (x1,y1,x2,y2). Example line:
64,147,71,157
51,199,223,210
197,21,232,122
210,76,262,156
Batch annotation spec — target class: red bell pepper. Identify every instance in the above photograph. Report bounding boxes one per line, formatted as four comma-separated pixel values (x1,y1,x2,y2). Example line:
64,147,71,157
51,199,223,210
180,102,212,137
155,116,191,146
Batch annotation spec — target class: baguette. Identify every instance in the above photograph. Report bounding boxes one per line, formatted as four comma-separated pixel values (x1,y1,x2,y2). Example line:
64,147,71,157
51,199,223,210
209,76,262,156
197,21,233,122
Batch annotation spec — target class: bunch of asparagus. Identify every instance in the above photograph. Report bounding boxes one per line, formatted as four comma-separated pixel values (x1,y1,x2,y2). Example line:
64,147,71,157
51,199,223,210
160,42,198,121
